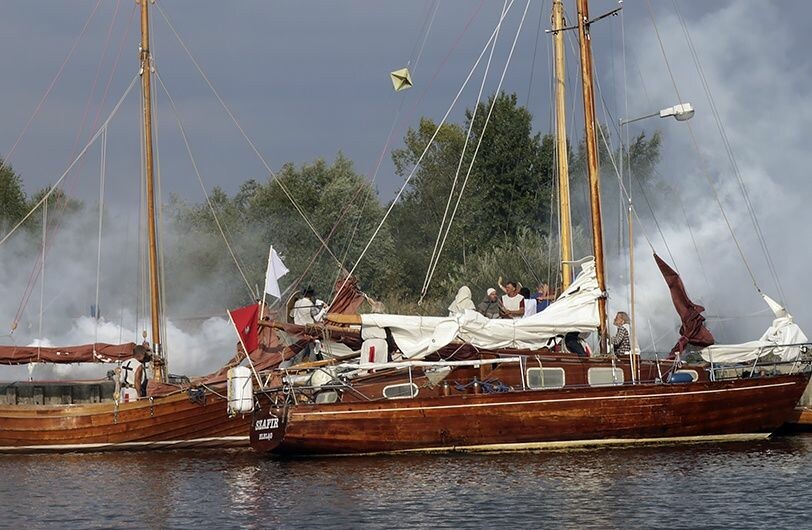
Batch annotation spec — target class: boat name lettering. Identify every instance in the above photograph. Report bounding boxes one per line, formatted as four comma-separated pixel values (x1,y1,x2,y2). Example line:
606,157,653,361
255,417,279,431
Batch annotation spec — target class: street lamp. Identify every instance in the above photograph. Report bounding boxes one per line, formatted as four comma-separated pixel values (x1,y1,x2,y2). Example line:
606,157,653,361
619,102,694,126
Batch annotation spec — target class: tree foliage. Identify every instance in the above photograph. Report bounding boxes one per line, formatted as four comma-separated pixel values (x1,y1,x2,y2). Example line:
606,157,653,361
166,92,663,314
0,158,27,236
168,154,399,311
390,92,554,298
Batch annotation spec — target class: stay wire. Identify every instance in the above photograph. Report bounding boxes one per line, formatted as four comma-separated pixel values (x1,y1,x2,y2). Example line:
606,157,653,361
0,0,103,174
420,0,508,299
153,70,254,299
670,0,784,303
94,126,107,350
643,0,761,295
154,2,343,269
333,0,518,306
422,0,533,300
0,75,139,251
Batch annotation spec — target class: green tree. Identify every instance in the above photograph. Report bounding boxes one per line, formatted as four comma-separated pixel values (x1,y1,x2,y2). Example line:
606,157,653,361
390,92,554,299
464,92,553,243
168,154,399,310
0,158,27,236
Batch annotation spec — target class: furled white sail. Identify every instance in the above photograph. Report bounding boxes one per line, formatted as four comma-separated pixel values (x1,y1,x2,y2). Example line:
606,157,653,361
360,258,601,358
700,294,808,363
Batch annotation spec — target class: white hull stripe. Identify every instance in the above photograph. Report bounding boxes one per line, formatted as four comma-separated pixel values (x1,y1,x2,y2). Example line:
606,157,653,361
319,433,771,457
0,436,249,453
292,381,798,418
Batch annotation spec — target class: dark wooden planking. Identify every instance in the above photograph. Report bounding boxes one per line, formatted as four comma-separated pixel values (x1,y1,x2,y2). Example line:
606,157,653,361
252,373,808,455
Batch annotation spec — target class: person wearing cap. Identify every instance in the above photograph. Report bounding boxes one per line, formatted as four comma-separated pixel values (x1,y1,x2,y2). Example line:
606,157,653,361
478,288,501,319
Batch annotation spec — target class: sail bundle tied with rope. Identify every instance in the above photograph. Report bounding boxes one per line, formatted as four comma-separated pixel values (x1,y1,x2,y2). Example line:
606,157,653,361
654,253,715,356
0,343,136,365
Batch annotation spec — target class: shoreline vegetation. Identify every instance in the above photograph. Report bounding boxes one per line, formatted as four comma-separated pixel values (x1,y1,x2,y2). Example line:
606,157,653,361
0,92,660,316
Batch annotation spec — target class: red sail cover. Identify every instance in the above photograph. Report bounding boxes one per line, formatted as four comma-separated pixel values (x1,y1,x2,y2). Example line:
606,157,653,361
0,343,136,365
330,275,366,315
229,303,259,353
654,253,715,356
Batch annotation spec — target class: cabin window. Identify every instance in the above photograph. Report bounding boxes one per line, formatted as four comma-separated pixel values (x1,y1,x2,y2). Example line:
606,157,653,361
383,383,418,400
587,367,625,387
674,369,699,382
315,391,338,404
526,367,565,389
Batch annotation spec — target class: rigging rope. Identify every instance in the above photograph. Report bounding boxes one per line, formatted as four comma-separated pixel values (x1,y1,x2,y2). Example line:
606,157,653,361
72,0,122,157
643,0,762,295
0,0,103,175
150,13,171,362
94,126,107,349
421,0,533,301
332,0,485,302
153,70,254,298
333,0,518,306
12,4,140,335
154,3,343,269
420,0,508,300
525,0,547,109
37,199,47,359
411,0,440,73
669,0,785,303
0,75,139,250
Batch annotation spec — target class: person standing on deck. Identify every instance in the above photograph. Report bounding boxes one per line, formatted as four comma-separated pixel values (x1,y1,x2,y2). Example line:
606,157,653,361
611,312,631,356
291,287,329,326
120,346,151,398
500,281,524,319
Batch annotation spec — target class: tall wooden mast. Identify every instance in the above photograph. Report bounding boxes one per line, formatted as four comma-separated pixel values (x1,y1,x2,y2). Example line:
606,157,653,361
552,0,573,290
139,0,165,381
576,0,608,354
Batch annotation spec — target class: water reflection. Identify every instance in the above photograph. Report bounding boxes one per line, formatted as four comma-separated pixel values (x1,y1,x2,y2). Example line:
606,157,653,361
1,436,810,529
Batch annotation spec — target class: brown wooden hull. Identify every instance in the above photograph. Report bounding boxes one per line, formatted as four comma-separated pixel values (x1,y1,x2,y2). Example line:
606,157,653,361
251,373,810,455
0,390,250,453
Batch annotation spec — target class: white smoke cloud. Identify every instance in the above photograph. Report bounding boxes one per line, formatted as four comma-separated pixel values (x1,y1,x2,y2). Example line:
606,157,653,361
603,1,811,352
0,208,240,382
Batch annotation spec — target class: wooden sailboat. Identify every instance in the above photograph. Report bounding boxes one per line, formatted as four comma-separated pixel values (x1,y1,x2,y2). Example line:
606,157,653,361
248,0,811,456
0,0,281,453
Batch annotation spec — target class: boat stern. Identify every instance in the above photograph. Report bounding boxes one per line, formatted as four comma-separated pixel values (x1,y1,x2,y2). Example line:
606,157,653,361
249,404,286,453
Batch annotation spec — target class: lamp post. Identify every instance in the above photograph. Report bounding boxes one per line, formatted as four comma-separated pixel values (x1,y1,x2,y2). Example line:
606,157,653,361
619,101,694,382
619,102,695,126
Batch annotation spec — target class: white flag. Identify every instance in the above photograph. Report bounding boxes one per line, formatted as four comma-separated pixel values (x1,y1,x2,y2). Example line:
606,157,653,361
264,246,289,298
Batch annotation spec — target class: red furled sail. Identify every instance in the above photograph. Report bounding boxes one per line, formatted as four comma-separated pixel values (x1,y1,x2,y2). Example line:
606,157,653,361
654,253,715,356
0,343,136,365
330,275,366,315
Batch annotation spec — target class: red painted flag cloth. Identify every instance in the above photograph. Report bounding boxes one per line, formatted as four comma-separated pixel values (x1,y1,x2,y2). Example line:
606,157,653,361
229,303,260,353
654,254,715,356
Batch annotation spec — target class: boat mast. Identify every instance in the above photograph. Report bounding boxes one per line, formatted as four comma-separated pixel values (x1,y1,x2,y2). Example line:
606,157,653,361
576,0,608,354
139,0,165,381
552,0,573,290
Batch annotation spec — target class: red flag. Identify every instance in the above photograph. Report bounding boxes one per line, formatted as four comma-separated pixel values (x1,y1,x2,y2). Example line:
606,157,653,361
228,303,260,353
654,254,715,356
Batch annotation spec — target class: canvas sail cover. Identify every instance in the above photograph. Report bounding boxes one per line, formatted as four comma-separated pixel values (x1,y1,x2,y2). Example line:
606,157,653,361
654,253,715,355
0,342,137,365
701,294,808,363
330,274,367,315
360,258,601,358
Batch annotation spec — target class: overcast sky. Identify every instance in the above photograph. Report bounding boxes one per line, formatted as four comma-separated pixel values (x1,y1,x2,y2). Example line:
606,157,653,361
0,0,745,203
1,0,811,364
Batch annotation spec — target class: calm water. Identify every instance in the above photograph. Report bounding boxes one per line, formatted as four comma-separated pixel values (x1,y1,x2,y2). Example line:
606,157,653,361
2,435,811,529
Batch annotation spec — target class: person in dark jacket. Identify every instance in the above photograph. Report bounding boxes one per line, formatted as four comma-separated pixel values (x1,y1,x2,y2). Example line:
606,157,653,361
478,288,501,319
